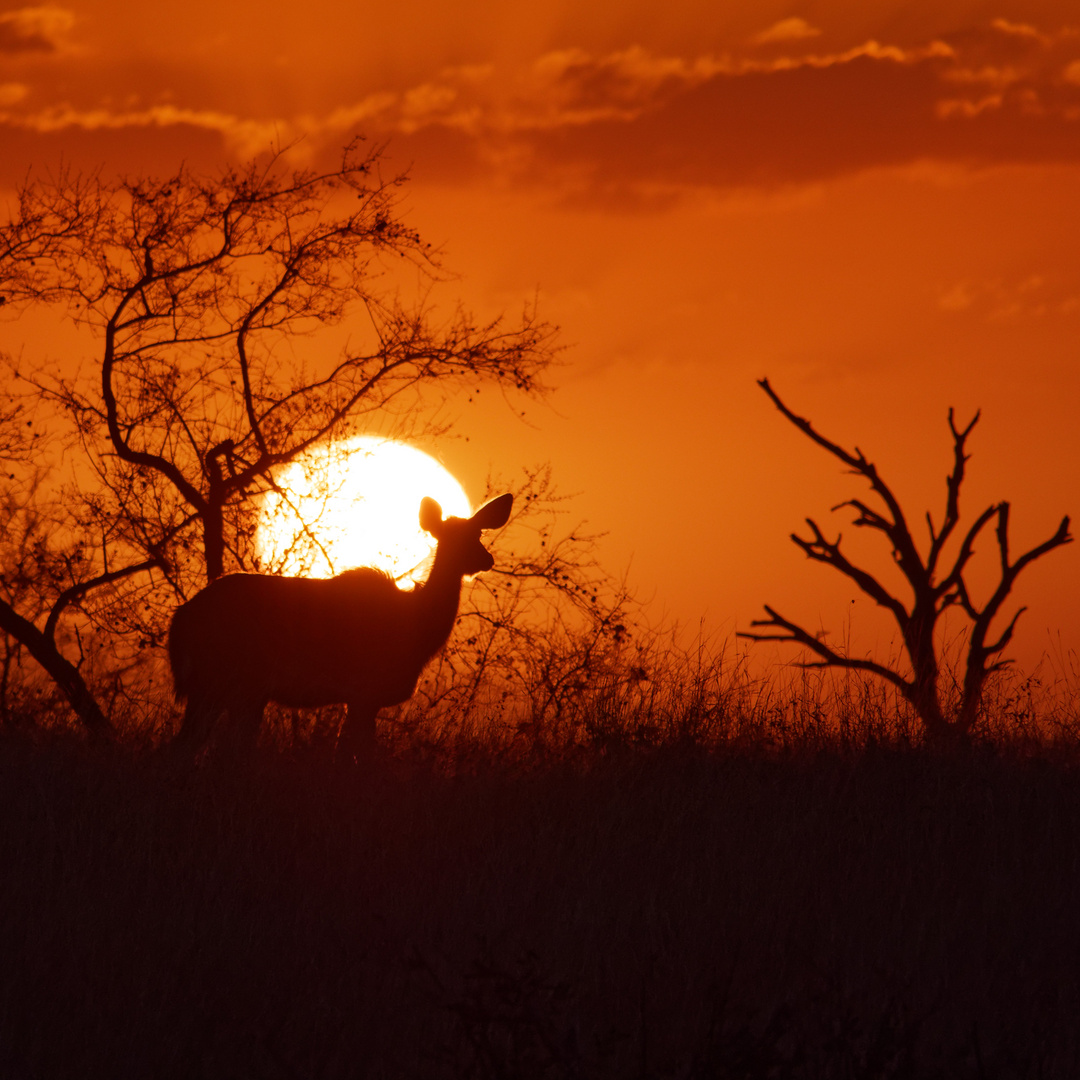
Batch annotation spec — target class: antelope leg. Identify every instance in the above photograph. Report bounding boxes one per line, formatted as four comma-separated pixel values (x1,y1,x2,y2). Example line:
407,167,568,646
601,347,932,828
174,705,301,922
337,700,379,763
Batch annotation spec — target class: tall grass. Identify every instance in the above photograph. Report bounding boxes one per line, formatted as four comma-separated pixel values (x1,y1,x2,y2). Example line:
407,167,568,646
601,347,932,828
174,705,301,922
3,641,1080,1077
382,627,1080,769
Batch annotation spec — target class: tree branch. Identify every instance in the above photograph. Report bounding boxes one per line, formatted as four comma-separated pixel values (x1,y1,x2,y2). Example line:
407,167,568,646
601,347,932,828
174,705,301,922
43,553,163,642
738,605,911,694
791,517,910,625
925,408,979,575
0,596,112,736
758,377,928,592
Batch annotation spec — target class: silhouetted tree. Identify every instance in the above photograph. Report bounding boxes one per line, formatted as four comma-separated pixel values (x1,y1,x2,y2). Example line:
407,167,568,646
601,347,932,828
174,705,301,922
740,378,1072,743
1,141,554,594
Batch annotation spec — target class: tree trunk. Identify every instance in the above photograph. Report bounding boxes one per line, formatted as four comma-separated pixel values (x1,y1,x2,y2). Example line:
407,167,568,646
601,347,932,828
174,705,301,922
0,600,113,738
957,663,988,738
203,507,225,583
203,442,232,582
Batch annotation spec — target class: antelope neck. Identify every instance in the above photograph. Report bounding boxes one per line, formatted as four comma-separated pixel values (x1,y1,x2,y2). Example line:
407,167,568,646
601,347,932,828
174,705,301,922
412,548,467,654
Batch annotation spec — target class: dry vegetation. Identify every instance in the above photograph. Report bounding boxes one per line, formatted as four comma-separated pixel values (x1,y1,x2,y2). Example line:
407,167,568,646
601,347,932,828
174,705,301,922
3,652,1080,1079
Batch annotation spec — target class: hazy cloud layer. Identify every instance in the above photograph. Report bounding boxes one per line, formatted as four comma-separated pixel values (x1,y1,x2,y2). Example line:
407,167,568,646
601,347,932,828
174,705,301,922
3,16,1080,193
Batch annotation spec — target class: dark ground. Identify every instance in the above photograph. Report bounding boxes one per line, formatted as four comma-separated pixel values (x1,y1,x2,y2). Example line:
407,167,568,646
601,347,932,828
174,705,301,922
2,733,1079,1078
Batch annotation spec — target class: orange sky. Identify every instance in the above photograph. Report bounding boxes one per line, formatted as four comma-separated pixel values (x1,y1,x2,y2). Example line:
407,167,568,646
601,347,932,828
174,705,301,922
2,1,1079,675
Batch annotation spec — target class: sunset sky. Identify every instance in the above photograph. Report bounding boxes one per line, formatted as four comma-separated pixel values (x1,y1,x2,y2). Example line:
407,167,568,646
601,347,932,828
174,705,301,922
2,0,1078,674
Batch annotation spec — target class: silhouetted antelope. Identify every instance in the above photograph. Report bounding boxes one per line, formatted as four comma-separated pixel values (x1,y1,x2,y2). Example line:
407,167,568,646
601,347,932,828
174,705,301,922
168,493,513,758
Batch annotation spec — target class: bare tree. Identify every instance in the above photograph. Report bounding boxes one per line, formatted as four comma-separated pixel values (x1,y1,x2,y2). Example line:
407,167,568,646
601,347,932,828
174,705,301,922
2,141,555,598
740,378,1072,743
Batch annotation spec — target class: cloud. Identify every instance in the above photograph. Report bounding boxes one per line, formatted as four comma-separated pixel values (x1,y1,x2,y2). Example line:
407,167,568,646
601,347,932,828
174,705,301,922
516,50,954,193
0,101,286,161
935,93,1004,119
751,17,822,46
989,17,1051,46
938,281,977,311
0,6,74,54
4,17,1080,199
247,26,1080,199
937,274,1080,321
443,27,1080,197
320,39,954,146
0,83,28,106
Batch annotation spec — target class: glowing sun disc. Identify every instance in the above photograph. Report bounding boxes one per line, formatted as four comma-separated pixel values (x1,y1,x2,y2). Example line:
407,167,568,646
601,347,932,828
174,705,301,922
255,436,471,583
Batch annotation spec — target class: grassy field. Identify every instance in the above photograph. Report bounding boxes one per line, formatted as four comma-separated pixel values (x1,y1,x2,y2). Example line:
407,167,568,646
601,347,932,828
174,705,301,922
3,718,1080,1079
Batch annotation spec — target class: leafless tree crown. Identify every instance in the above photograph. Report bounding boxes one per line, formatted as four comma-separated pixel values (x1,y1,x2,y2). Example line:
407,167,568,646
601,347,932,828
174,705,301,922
740,378,1072,742
2,141,556,585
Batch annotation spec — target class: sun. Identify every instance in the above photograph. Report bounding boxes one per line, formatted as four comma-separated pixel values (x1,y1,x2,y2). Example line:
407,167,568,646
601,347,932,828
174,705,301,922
255,436,472,583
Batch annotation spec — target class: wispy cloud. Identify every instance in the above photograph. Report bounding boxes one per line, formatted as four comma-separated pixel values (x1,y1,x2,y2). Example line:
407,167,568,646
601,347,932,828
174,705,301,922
989,17,1052,46
751,17,822,46
937,274,1080,321
0,101,285,159
0,6,74,54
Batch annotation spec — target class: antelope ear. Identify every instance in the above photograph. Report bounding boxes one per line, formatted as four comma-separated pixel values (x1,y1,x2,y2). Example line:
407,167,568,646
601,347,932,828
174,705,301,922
419,497,444,537
471,492,513,531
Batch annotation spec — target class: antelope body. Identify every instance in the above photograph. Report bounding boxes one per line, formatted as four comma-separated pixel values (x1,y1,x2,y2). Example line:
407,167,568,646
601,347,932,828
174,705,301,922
168,493,513,757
